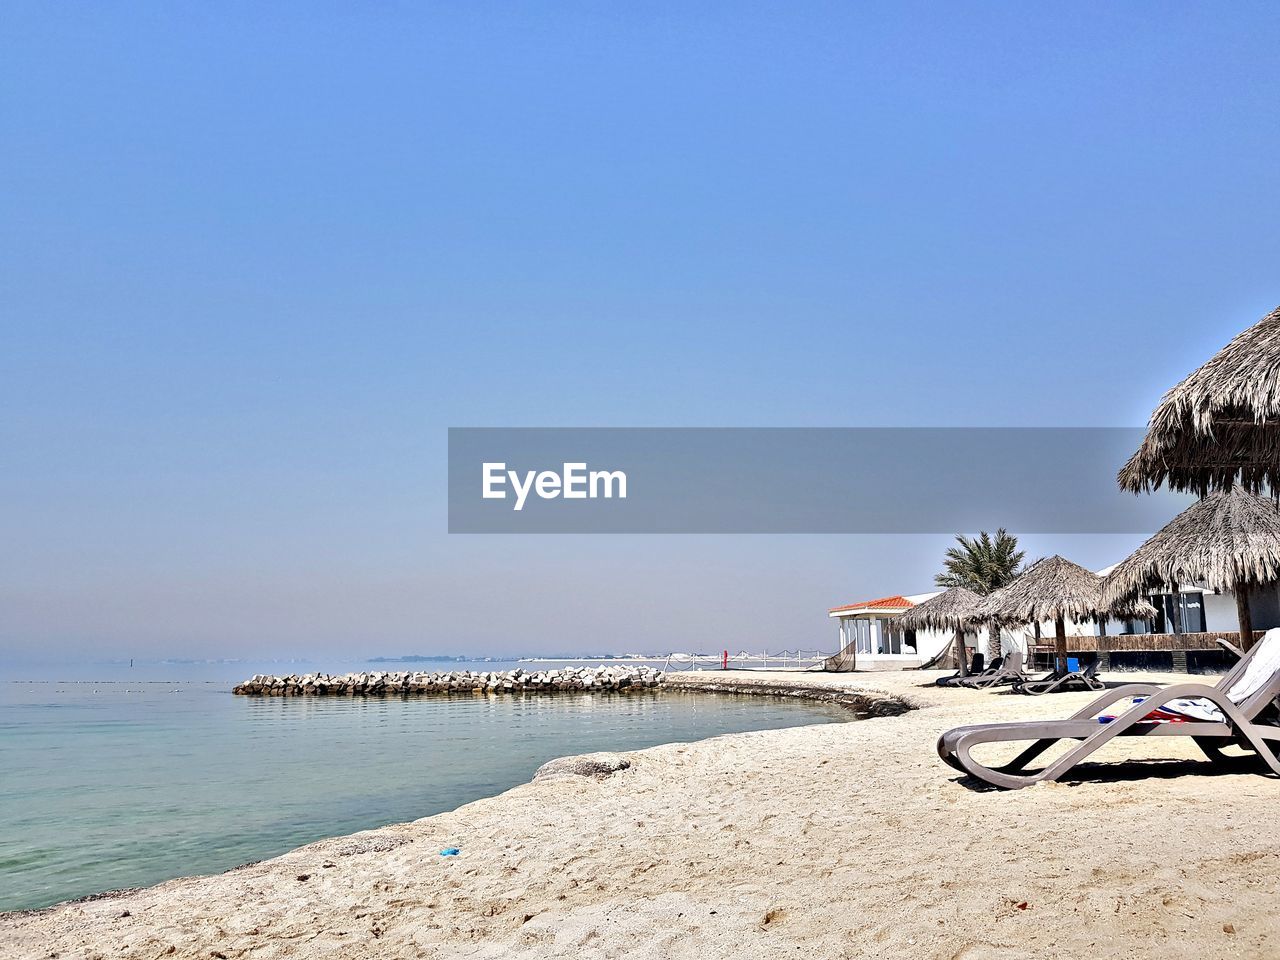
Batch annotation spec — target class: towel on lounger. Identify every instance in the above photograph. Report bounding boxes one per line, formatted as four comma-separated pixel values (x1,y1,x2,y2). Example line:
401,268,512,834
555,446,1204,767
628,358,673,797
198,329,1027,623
1100,628,1280,724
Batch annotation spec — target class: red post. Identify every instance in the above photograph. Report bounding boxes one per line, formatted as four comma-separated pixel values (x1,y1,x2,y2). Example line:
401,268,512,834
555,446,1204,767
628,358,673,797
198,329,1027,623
722,650,728,670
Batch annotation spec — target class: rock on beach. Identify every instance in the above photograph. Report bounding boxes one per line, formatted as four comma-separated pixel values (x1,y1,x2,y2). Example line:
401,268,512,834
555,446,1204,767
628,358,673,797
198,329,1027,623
533,752,633,781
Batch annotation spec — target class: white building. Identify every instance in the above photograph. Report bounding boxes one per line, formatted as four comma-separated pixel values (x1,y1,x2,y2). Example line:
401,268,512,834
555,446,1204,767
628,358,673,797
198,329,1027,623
828,592,1007,671
829,571,1280,671
1090,563,1280,638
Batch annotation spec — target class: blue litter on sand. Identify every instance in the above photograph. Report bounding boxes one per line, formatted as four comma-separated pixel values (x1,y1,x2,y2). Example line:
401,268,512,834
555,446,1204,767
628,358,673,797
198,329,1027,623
440,848,460,857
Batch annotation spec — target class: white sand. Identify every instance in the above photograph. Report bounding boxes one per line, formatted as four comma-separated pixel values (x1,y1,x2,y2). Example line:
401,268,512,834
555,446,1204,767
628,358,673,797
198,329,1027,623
4,669,1277,959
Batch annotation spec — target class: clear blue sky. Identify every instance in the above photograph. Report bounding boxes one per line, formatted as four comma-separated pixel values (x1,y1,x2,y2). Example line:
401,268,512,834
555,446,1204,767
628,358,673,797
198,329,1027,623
4,4,1280,664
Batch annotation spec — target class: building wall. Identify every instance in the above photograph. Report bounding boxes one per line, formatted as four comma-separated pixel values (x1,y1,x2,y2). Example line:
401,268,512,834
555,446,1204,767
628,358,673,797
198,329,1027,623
913,623,1031,664
914,625,952,662
995,625,1028,657
1199,584,1280,633
1250,583,1280,630
1204,592,1239,633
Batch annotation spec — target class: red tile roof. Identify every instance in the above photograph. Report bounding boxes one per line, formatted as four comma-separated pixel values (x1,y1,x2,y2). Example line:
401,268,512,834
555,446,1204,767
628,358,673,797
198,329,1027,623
828,595,915,614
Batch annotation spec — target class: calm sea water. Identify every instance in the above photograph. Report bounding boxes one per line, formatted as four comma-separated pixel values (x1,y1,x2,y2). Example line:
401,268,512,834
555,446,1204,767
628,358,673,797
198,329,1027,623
0,664,846,913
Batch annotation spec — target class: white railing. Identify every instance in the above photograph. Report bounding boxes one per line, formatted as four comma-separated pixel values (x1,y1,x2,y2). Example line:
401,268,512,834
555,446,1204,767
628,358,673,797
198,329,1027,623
660,649,833,672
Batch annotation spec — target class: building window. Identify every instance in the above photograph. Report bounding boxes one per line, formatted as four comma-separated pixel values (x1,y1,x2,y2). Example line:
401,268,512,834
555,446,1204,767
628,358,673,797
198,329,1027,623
1151,592,1206,634
853,619,872,654
880,619,901,655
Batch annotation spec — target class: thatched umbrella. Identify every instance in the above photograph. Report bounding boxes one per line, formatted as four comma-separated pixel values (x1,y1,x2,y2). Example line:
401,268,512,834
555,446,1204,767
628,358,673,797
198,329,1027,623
1120,305,1280,497
897,586,983,676
1102,487,1280,650
977,556,1157,670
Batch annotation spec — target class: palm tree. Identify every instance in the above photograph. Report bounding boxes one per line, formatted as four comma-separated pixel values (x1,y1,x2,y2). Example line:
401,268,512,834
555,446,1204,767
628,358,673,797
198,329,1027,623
935,529,1025,659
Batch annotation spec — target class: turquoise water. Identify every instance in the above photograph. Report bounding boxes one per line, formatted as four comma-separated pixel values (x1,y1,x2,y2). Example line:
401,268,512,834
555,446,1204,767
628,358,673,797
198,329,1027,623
0,673,846,913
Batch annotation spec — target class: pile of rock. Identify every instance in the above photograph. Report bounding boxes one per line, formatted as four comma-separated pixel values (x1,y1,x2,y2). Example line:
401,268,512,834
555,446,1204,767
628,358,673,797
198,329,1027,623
232,665,665,697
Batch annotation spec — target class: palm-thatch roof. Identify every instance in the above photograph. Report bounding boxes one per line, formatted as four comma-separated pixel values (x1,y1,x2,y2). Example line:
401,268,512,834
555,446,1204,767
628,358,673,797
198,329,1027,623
896,586,982,632
1119,304,1280,496
977,555,1157,625
1101,487,1280,607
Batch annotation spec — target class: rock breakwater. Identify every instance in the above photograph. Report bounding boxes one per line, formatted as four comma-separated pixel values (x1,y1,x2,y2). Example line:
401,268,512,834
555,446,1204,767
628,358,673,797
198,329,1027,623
232,666,665,696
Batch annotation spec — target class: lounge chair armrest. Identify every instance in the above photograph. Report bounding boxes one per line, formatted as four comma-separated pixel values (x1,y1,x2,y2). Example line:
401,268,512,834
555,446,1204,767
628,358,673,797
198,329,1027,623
1217,637,1245,660
1068,683,1161,720
1106,682,1240,725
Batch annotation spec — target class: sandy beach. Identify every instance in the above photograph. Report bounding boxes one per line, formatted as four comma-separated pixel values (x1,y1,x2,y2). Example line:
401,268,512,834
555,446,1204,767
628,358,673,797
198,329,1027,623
3,670,1275,960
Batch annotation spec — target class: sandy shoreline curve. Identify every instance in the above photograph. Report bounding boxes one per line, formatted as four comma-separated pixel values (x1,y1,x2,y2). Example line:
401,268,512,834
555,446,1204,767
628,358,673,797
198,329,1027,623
3,669,1276,959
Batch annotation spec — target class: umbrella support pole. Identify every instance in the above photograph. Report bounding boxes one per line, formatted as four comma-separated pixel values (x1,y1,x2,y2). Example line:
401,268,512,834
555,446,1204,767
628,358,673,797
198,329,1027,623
1236,580,1255,650
1054,616,1068,674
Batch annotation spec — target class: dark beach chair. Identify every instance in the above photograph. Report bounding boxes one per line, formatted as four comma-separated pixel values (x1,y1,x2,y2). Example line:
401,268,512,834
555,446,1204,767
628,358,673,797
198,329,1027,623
936,660,993,686
1014,660,1105,696
935,652,986,687
937,629,1280,790
954,651,1025,689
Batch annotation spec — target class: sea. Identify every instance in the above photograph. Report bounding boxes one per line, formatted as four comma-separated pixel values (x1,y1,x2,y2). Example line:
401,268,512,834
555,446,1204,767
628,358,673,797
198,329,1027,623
0,659,848,913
